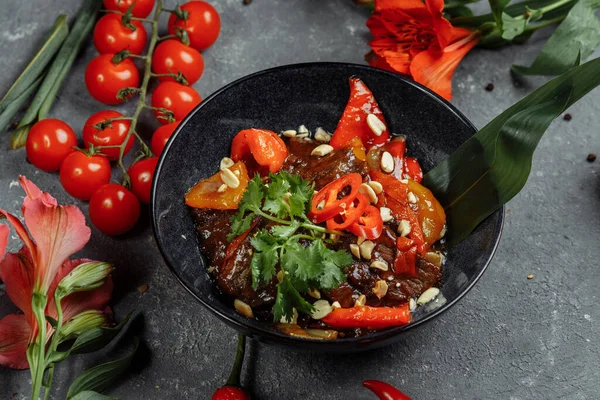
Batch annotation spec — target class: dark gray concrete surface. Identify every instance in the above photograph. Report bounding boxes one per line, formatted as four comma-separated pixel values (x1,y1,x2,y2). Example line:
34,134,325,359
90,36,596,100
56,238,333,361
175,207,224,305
1,1,599,399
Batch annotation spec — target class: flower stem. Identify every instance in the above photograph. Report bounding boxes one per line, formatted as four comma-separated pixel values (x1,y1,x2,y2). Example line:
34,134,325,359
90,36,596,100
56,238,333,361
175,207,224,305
225,334,246,386
29,293,48,400
42,365,55,400
111,0,163,179
514,0,575,20
524,15,566,31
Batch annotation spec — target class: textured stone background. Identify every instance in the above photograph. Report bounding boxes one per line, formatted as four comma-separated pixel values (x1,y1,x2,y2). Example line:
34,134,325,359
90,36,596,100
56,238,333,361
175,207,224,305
1,1,600,399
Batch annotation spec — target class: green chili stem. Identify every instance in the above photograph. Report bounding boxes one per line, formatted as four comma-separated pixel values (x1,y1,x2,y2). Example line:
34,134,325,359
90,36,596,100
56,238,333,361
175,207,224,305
225,334,246,387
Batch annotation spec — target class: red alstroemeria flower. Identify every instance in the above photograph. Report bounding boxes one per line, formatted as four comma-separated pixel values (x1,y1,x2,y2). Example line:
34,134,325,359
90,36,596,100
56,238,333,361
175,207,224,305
366,0,479,100
0,177,112,369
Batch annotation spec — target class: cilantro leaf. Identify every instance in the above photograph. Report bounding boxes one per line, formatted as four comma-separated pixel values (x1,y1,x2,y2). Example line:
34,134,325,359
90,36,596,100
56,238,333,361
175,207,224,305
270,220,300,238
227,175,265,241
317,244,352,289
273,276,314,322
227,213,253,242
263,176,291,218
249,230,281,289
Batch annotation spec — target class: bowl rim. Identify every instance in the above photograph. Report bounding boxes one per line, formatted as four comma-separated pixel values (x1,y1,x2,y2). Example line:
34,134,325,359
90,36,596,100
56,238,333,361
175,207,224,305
151,61,505,348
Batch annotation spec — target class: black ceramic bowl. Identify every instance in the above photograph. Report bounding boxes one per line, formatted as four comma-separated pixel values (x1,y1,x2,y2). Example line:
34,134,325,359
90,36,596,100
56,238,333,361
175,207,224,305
151,63,503,352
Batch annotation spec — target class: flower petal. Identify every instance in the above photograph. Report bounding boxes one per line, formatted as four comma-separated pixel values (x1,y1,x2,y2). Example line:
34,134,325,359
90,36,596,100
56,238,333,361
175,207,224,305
0,209,36,257
0,248,35,326
425,0,474,49
46,259,114,322
19,179,91,293
410,37,478,100
0,314,31,369
0,224,8,260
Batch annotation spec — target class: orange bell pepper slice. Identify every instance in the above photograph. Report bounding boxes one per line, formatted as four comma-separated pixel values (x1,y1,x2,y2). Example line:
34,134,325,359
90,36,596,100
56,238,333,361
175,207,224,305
230,128,288,174
185,161,250,210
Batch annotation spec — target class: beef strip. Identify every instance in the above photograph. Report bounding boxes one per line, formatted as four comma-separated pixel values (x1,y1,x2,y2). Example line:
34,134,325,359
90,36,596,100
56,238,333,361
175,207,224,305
282,137,368,190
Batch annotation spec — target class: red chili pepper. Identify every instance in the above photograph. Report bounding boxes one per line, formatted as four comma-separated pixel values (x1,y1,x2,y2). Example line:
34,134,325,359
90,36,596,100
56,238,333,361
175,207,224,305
212,335,251,400
403,157,423,183
349,205,383,239
330,77,390,149
369,170,408,203
386,197,425,254
321,304,411,330
363,380,413,400
326,193,369,230
230,128,288,174
309,173,363,223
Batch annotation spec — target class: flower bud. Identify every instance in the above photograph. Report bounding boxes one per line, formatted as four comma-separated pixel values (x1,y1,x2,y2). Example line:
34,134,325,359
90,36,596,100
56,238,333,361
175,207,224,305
57,261,113,298
59,310,110,342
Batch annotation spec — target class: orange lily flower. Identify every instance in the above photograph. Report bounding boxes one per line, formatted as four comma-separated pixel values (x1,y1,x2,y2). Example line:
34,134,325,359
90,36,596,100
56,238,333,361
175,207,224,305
0,177,112,369
366,0,479,100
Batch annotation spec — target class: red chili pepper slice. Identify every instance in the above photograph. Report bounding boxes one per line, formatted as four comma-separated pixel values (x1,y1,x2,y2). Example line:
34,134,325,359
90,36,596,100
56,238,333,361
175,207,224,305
349,205,383,240
321,304,411,330
330,77,390,150
326,193,369,231
363,380,413,400
404,157,423,183
230,128,288,174
394,237,418,277
309,173,362,223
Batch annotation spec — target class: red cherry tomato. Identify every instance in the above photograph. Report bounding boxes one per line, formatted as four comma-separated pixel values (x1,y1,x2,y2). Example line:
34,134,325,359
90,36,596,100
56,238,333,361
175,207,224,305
151,39,204,85
82,110,134,160
59,151,112,200
85,54,140,105
212,386,250,400
89,184,141,236
151,81,201,124
128,157,158,204
26,119,78,172
168,1,221,51
93,13,147,55
151,121,179,155
103,0,155,18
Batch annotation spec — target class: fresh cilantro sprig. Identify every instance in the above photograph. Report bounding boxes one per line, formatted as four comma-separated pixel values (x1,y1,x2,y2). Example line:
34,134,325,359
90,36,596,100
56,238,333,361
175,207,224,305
228,172,352,322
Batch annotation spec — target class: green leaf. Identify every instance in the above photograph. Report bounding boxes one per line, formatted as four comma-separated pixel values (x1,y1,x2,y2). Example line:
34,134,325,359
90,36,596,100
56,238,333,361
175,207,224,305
315,241,352,290
70,391,115,400
18,0,101,129
270,220,301,238
9,124,31,149
249,230,280,289
445,5,474,18
424,56,600,246
227,213,253,242
0,74,44,134
273,277,313,322
489,0,512,29
513,0,600,76
46,315,59,328
500,12,526,40
0,15,67,113
70,313,132,354
66,337,139,399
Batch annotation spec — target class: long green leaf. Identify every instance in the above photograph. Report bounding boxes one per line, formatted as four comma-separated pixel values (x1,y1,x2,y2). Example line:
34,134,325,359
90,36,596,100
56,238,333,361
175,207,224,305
424,57,600,246
66,338,139,399
0,74,44,133
18,0,101,128
0,15,67,113
69,391,115,400
513,0,600,75
70,312,132,354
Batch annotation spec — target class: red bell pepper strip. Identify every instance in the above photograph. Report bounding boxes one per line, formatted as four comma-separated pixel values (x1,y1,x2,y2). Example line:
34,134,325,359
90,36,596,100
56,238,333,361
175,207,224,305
321,304,411,330
385,136,407,180
394,237,418,277
326,193,369,231
349,205,383,240
363,380,413,400
309,173,363,223
386,197,426,254
403,157,423,183
369,170,408,204
330,77,390,149
230,128,288,173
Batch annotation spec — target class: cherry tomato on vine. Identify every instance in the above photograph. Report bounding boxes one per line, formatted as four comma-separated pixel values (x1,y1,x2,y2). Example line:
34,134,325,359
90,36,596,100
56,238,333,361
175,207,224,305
26,119,78,172
167,1,221,51
85,54,140,105
151,81,201,124
151,121,179,156
103,0,155,18
83,110,134,160
128,157,158,204
59,151,112,200
89,184,141,236
93,13,147,55
151,39,204,85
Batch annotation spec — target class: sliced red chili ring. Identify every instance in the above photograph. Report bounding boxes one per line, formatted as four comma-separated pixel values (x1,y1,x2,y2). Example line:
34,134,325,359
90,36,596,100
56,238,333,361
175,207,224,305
326,193,369,230
349,205,383,240
309,173,362,223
